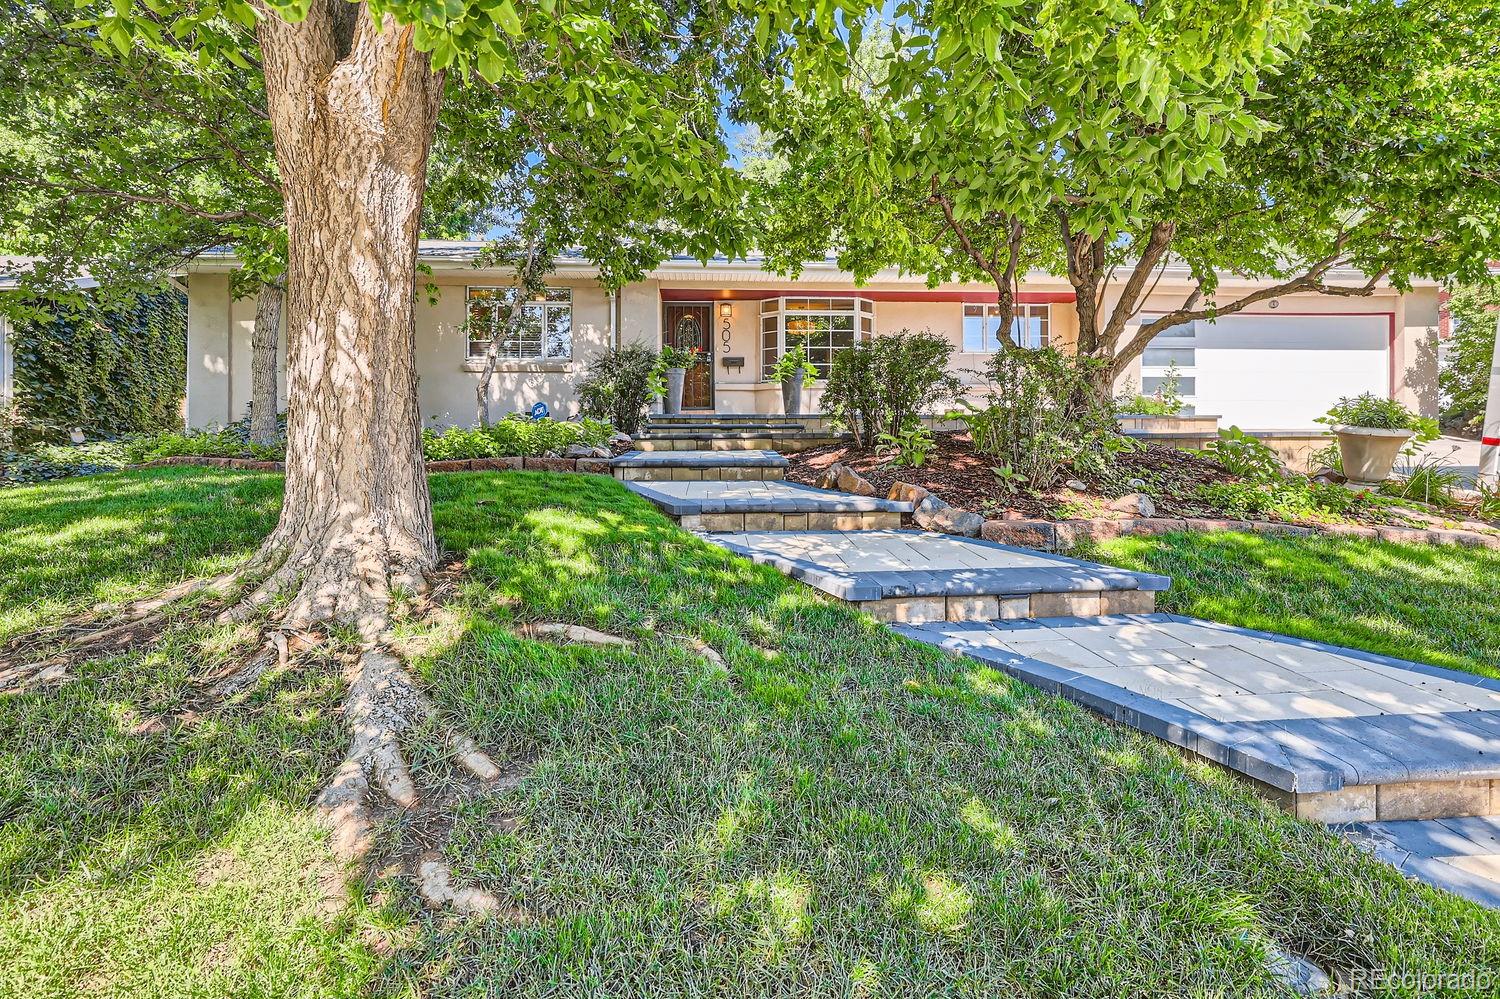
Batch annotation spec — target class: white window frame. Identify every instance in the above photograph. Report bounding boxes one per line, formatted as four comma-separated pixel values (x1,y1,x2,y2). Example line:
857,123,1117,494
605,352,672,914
465,286,573,362
1137,316,1198,413
961,303,1051,353
759,296,875,381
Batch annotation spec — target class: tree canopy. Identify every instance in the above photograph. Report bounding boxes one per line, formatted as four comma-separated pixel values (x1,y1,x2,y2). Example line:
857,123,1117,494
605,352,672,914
740,0,1500,382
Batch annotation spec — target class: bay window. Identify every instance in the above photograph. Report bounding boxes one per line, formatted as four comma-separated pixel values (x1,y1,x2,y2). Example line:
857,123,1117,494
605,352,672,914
759,297,875,379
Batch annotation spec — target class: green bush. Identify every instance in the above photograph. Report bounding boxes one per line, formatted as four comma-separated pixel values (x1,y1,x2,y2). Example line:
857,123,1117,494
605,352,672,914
950,348,1120,489
1114,363,1185,416
822,331,962,449
576,345,661,436
421,416,612,460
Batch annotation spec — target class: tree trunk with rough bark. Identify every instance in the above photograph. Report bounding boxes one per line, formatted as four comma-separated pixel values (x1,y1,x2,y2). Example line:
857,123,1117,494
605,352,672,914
249,282,282,446
247,1,442,638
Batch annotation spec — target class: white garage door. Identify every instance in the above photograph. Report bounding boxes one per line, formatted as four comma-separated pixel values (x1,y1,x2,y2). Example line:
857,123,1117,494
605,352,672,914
1140,314,1390,429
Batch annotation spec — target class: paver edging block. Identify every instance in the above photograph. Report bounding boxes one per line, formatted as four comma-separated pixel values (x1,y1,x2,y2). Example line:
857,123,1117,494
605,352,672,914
142,455,617,475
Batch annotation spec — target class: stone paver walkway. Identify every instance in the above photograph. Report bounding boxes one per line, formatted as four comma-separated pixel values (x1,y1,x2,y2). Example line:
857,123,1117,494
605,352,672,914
623,480,913,516
1343,817,1500,908
898,615,1500,808
704,529,1167,602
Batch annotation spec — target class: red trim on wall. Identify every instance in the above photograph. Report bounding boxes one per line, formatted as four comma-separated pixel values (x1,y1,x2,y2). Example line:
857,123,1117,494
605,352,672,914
657,287,1075,304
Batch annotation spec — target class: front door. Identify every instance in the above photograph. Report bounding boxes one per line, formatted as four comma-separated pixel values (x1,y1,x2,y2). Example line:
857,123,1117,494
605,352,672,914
662,302,714,410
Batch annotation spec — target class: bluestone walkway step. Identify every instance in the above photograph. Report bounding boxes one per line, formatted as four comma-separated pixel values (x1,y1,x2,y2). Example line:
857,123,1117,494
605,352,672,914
702,528,1168,621
611,449,788,482
626,479,913,531
897,613,1500,825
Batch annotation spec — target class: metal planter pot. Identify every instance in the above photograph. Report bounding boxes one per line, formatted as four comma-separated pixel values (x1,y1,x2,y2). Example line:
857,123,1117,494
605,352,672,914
781,369,804,416
664,367,686,415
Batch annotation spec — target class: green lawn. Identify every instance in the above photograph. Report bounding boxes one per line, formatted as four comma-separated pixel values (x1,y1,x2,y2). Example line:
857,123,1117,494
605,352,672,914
0,467,1494,997
1086,530,1500,682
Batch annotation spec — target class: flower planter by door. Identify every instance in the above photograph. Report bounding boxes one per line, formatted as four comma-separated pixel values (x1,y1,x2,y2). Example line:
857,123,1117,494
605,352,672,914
1334,425,1414,486
664,367,687,415
781,369,804,416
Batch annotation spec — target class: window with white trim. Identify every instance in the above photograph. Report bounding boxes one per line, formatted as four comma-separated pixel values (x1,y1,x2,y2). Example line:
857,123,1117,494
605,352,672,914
961,303,1051,352
466,287,572,361
759,297,874,380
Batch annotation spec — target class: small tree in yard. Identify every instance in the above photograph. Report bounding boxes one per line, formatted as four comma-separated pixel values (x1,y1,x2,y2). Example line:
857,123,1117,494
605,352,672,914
743,0,1500,398
1441,284,1500,435
3,0,753,907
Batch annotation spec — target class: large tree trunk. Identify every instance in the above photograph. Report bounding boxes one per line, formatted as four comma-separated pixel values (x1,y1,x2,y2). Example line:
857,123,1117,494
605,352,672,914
249,282,283,446
249,2,442,638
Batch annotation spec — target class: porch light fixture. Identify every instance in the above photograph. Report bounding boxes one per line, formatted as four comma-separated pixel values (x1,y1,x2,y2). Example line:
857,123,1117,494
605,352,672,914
719,302,734,319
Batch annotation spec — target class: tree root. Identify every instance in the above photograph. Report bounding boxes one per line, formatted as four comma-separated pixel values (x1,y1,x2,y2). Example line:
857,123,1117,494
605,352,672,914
316,646,511,917
517,622,633,647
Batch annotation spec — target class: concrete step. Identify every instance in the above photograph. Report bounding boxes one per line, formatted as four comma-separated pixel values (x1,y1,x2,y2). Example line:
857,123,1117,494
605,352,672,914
611,449,788,482
634,431,846,453
643,422,803,434
649,413,806,425
625,480,914,531
703,529,1169,623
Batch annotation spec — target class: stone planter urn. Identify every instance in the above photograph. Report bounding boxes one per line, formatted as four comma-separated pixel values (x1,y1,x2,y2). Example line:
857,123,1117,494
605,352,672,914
663,367,686,415
1334,425,1413,486
781,368,804,416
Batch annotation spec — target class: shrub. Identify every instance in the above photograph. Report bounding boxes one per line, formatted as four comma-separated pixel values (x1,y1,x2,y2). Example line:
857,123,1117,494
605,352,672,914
576,345,661,436
950,348,1120,489
421,416,612,460
1114,363,1185,416
822,331,962,449
1198,427,1286,482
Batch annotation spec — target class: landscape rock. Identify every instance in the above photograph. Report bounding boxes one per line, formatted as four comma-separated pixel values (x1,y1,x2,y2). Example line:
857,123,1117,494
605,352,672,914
1309,466,1346,485
1108,492,1156,518
1264,946,1331,996
1064,478,1088,491
1126,477,1147,490
564,444,612,459
915,495,984,537
887,480,931,505
834,464,878,497
981,519,1056,550
608,432,634,447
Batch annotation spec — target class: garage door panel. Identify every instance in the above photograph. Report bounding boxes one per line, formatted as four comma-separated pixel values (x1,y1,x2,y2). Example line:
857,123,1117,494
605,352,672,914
1193,315,1389,428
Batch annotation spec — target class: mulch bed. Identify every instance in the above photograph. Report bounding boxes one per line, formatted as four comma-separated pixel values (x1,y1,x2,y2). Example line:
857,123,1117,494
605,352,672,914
785,432,1238,520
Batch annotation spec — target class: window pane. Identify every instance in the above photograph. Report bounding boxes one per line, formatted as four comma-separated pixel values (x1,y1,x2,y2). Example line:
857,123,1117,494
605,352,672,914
859,298,875,314
1141,347,1195,368
545,305,572,358
963,312,989,352
830,298,854,310
1144,376,1195,395
831,314,853,331
544,288,571,303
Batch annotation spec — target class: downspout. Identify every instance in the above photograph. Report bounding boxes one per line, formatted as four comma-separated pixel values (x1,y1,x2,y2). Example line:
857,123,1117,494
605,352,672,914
608,289,618,350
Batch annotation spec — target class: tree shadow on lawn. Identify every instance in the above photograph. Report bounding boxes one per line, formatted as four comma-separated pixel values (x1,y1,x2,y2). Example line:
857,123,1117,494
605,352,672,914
384,474,1499,996
0,466,284,642
1092,530,1500,681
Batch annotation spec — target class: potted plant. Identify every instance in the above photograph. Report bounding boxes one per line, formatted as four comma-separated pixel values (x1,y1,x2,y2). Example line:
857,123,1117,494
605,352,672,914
769,339,818,415
658,345,700,415
1316,393,1439,486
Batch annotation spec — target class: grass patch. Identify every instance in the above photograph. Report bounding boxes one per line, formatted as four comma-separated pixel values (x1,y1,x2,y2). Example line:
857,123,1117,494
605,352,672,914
1085,530,1500,681
0,469,1494,996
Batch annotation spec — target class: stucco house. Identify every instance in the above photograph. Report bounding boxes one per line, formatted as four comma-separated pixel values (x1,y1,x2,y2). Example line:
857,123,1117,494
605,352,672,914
183,241,1441,431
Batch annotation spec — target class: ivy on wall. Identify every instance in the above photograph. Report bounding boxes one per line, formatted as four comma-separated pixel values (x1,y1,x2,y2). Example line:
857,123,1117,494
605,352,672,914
12,290,186,444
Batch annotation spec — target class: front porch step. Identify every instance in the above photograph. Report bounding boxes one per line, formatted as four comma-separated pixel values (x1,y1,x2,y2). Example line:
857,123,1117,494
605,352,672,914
624,480,914,531
643,421,803,434
610,449,788,482
648,413,806,425
702,529,1169,623
633,431,846,453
